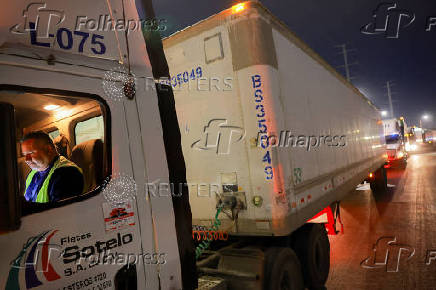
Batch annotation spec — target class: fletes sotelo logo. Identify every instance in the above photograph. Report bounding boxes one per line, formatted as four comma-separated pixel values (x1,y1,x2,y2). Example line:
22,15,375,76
6,230,61,289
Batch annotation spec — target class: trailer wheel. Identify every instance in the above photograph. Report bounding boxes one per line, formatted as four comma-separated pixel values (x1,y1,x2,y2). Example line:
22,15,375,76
263,247,304,290
291,223,330,289
370,166,388,194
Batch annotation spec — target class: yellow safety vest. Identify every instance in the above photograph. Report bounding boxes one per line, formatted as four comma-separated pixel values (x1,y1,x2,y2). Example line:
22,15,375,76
25,156,83,203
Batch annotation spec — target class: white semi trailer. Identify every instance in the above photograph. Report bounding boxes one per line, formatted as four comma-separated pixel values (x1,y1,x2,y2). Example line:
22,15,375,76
163,1,387,288
0,0,387,290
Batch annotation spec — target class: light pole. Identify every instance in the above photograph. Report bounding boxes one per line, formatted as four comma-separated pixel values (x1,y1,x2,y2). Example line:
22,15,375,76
420,114,429,128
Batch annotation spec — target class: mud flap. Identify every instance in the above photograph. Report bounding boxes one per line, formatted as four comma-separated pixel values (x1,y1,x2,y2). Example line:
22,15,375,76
308,203,343,235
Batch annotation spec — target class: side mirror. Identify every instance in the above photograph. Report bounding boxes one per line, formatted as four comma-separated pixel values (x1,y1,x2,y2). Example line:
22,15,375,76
0,102,21,230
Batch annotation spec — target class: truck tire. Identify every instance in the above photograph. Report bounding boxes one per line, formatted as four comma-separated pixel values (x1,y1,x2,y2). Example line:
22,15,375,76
263,247,304,290
291,223,330,290
370,166,387,194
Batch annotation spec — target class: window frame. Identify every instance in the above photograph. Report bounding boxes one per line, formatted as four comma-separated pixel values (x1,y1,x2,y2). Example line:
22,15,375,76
0,84,112,215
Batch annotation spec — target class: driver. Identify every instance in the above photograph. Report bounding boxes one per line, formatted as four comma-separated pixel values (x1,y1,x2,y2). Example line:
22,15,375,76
21,131,84,203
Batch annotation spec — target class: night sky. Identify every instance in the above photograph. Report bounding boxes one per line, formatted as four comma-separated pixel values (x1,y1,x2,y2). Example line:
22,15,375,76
139,0,436,129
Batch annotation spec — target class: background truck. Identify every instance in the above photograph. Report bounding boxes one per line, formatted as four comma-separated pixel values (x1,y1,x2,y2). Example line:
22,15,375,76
424,129,436,144
408,126,425,152
163,1,386,289
382,118,407,166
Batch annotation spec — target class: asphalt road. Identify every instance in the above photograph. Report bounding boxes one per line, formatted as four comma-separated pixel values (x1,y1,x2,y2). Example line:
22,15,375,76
326,147,436,289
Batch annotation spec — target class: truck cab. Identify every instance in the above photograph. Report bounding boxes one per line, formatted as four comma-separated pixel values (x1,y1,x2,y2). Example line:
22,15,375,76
0,1,183,289
382,118,407,167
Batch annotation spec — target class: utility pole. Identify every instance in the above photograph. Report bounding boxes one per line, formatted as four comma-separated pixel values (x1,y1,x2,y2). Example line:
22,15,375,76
385,81,394,118
336,44,358,83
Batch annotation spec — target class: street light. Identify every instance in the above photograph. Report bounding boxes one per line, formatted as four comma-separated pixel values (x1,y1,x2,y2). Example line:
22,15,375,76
420,114,431,128
381,110,388,117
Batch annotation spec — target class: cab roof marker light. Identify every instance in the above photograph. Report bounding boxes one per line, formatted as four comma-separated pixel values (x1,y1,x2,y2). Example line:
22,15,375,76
232,3,246,13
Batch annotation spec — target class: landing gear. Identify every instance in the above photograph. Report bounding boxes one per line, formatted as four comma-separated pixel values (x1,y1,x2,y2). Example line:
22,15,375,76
291,223,330,290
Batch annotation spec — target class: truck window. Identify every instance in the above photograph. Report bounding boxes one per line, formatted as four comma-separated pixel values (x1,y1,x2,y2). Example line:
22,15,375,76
48,129,60,140
0,87,110,209
385,134,400,144
74,115,104,145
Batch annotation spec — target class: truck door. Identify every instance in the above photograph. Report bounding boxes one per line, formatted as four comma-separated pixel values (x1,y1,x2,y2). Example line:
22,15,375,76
0,80,168,289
